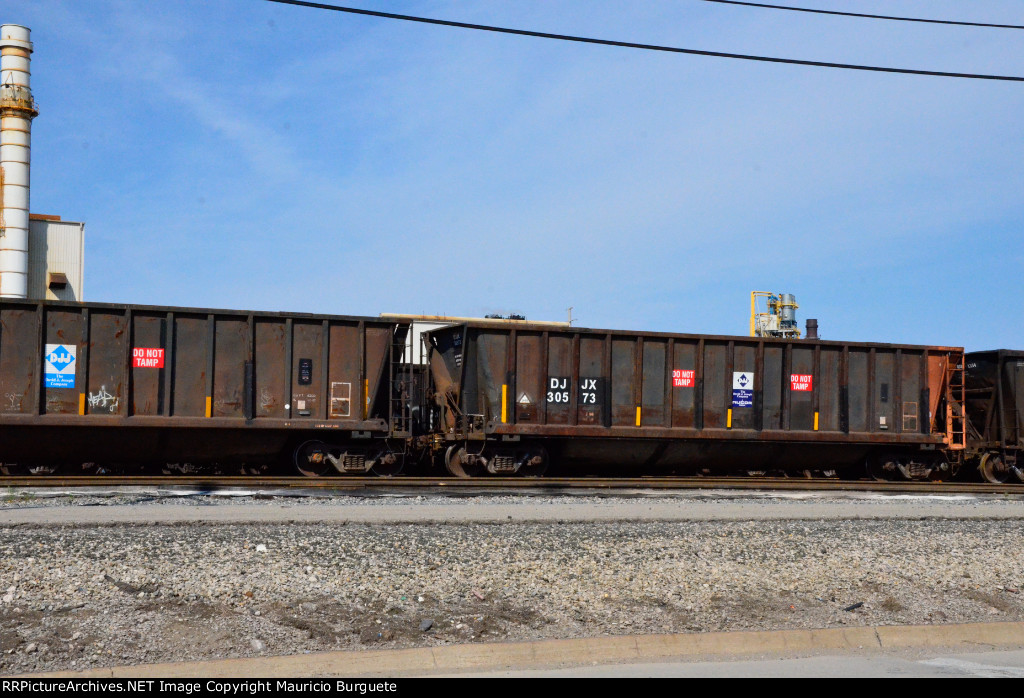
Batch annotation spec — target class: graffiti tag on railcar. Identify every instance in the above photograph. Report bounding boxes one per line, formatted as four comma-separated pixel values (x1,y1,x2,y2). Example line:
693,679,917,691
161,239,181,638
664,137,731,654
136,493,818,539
4,393,23,411
88,386,119,412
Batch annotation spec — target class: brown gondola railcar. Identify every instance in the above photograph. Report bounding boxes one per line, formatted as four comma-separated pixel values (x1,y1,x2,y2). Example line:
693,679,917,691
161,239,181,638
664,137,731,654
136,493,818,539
0,300,411,475
425,321,966,478
965,349,1024,483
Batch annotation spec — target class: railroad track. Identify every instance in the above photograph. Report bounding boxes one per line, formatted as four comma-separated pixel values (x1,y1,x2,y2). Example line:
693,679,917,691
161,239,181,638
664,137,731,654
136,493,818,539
2,476,1024,495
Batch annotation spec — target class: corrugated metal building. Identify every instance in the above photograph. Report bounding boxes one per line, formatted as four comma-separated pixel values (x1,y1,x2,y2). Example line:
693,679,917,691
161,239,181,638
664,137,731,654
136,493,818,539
26,214,85,301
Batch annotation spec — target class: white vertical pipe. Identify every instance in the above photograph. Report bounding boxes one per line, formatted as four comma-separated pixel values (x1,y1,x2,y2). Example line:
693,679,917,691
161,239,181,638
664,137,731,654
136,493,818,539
0,24,36,299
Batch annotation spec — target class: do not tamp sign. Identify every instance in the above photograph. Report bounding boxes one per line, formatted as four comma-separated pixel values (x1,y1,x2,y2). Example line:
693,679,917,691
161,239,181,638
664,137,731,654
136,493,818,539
133,348,165,368
790,374,813,391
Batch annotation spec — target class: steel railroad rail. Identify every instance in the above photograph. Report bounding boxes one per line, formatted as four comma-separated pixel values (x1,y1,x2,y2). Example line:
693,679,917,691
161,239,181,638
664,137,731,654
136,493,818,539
2,476,1023,495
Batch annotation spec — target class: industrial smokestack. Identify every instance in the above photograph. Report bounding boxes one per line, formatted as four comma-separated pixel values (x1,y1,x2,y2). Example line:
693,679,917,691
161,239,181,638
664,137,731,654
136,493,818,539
0,24,37,299
805,318,819,340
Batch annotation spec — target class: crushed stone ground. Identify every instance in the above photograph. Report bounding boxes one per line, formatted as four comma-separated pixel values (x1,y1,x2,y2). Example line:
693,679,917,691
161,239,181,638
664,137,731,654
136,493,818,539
2,500,1023,674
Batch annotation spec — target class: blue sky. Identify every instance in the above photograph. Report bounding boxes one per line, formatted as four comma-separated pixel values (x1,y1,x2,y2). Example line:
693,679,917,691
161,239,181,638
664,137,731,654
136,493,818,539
6,0,1023,349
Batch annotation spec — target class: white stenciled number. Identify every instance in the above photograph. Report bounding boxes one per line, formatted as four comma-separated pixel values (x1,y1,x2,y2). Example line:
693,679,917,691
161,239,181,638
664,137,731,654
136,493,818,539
547,377,569,404
578,378,600,406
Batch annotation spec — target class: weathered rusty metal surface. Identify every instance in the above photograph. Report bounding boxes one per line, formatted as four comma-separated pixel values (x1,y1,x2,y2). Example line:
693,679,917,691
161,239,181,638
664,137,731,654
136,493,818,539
44,307,81,415
291,320,323,418
0,306,38,415
426,321,965,451
131,312,166,416
927,353,949,432
966,350,1024,450
0,299,408,463
365,325,392,419
326,323,359,420
171,313,206,417
255,318,287,419
213,316,248,418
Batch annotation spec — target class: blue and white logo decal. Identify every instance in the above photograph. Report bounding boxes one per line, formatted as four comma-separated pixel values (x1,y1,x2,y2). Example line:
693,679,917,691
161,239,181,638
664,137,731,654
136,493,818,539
732,371,753,408
44,343,77,389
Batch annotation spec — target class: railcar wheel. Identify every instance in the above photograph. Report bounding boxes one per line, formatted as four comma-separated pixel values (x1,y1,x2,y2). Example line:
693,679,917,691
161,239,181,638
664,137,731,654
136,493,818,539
444,445,483,478
979,453,1010,484
866,454,895,482
294,440,332,477
517,446,549,478
370,449,405,477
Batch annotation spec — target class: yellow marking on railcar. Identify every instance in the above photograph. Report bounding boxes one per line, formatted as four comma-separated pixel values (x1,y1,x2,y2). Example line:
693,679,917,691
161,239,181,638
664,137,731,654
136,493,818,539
636,406,641,426
78,393,85,415
205,396,212,418
502,384,508,423
814,411,819,431
727,408,733,429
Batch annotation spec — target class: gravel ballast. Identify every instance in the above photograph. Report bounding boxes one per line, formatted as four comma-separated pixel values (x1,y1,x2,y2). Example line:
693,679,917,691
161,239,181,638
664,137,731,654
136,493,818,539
1,494,1023,675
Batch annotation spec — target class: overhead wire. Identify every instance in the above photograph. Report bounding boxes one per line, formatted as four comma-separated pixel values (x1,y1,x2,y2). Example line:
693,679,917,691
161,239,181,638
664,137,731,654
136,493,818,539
260,0,1024,82
697,1,1024,31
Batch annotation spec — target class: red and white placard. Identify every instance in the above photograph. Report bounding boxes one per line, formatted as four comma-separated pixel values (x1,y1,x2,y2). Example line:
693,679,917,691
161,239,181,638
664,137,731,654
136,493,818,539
790,374,813,391
672,369,695,388
133,348,165,368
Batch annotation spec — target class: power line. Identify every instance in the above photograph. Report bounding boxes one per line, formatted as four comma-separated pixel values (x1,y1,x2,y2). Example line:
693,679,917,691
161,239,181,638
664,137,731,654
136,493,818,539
699,1,1024,31
261,0,1024,82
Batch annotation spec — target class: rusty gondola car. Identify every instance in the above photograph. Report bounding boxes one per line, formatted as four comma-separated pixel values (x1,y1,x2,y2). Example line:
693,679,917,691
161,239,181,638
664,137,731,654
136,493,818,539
0,300,413,475
3,300,1012,482
964,350,1024,483
425,321,968,479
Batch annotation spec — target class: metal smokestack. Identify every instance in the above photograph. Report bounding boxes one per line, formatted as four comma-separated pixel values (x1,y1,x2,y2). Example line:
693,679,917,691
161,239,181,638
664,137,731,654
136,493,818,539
805,318,819,340
0,24,37,299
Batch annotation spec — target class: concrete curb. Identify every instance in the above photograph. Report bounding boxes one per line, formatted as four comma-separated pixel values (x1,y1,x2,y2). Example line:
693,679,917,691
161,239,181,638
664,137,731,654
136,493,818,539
24,622,1024,678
